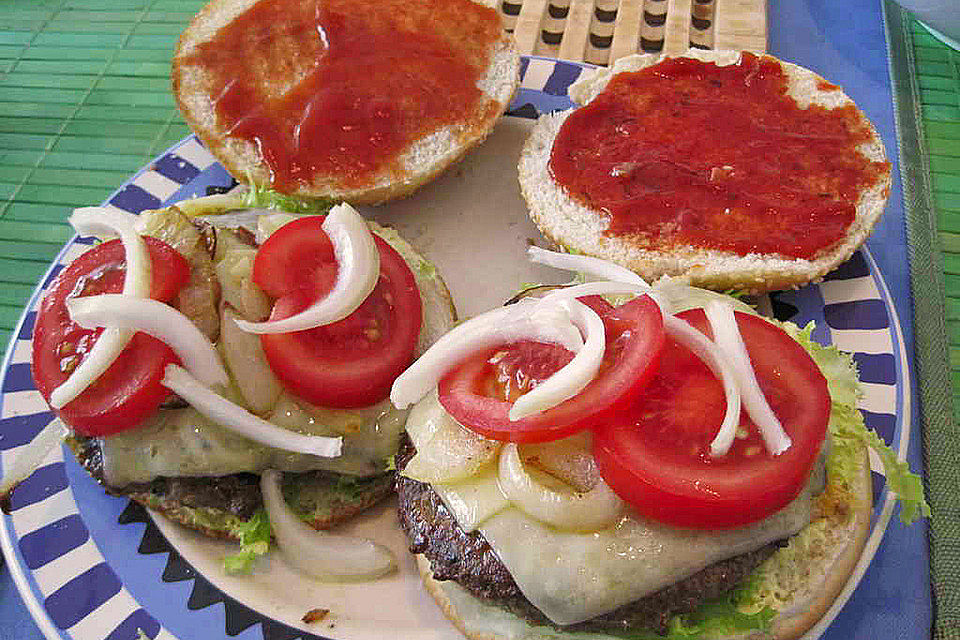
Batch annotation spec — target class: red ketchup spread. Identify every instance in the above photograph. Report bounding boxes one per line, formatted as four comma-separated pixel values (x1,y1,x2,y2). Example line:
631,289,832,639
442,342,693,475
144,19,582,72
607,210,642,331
548,53,891,259
182,0,502,191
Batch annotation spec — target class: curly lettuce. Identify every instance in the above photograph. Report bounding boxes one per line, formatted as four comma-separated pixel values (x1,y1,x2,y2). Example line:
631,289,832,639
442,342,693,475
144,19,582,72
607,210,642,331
223,509,272,574
241,178,335,215
786,322,930,524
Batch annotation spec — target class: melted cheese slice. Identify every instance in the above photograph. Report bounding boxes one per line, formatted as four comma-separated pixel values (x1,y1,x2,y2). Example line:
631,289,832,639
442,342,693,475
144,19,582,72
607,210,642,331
434,465,508,532
100,392,406,485
405,393,815,626
479,498,812,625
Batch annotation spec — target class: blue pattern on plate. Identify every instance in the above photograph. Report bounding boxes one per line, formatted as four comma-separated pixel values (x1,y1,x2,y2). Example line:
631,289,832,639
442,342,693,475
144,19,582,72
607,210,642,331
861,410,897,446
17,312,36,341
0,412,54,450
824,299,890,330
3,363,36,393
152,153,202,185
825,251,871,279
0,56,910,640
541,60,585,95
46,564,121,628
110,184,162,214
110,610,160,640
19,515,87,569
6,464,67,510
852,352,898,385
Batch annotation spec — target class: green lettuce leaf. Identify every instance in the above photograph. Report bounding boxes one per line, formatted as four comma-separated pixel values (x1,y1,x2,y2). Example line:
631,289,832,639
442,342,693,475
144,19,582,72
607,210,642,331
223,509,272,574
241,178,335,215
786,322,930,524
665,589,775,639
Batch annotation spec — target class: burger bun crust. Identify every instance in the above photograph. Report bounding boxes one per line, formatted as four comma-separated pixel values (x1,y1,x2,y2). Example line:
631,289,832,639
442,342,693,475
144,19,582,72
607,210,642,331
172,0,521,205
518,50,891,295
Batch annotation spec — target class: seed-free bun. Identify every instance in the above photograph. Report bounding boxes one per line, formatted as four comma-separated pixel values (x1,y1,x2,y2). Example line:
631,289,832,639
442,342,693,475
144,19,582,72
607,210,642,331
411,438,872,640
172,0,521,205
518,50,891,294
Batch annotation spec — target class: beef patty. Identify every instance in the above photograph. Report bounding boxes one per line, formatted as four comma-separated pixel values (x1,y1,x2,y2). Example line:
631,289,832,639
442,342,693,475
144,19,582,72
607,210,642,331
64,433,395,539
395,438,780,636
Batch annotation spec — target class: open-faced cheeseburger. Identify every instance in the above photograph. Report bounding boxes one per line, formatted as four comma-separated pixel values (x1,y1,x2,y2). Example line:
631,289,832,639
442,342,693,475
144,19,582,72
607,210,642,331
519,50,892,295
172,0,520,205
390,249,926,639
26,192,455,576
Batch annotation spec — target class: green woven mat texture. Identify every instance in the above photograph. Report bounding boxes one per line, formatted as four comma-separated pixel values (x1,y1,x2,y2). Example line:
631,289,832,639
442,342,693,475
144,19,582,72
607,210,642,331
885,3,960,638
910,20,960,640
0,0,206,348
913,32,960,425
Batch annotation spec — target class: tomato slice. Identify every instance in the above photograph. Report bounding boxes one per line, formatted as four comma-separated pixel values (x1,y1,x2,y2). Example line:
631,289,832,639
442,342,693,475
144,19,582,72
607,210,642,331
593,308,831,529
32,237,191,436
253,216,337,301
257,218,423,408
437,294,665,443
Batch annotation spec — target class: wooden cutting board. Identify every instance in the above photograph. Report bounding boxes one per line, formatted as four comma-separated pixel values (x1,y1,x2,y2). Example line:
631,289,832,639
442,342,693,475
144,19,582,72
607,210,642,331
499,0,767,65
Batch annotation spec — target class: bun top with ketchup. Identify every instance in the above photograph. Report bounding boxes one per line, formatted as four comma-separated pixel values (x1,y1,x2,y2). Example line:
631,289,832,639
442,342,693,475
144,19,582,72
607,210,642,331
519,50,892,294
172,0,520,205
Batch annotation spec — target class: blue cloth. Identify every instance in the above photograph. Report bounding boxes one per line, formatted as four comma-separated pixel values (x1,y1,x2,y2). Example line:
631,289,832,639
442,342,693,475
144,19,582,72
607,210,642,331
768,0,932,638
0,0,933,638
0,557,43,640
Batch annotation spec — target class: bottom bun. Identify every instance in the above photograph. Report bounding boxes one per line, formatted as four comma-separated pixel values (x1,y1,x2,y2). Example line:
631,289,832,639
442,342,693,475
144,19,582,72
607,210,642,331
762,440,873,640
414,441,872,640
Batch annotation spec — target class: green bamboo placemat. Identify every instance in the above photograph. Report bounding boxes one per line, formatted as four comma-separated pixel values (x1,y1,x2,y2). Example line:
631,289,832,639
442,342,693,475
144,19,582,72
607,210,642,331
885,2,960,638
0,0,207,347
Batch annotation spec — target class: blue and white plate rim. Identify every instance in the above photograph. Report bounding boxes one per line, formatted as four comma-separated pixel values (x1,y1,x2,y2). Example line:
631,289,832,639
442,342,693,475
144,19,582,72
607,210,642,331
0,55,912,640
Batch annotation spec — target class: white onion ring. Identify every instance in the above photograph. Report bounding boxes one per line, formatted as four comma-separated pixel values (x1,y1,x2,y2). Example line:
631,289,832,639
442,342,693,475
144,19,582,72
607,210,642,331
67,294,229,389
539,281,670,316
508,298,605,421
705,301,792,455
0,419,68,498
50,208,152,409
390,301,583,410
528,246,649,287
400,392,502,484
161,365,342,458
528,247,679,316
498,443,623,532
235,203,380,334
260,469,396,581
173,193,250,219
540,280,647,300
652,281,754,316
517,432,597,490
663,315,741,457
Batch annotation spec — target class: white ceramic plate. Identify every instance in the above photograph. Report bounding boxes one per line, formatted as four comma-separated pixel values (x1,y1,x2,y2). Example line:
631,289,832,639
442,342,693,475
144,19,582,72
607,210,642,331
0,57,911,640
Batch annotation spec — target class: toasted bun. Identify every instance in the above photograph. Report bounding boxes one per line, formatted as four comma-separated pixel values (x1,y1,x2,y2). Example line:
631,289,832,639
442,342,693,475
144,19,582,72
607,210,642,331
172,0,520,205
754,438,872,640
518,50,891,295
411,438,872,640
